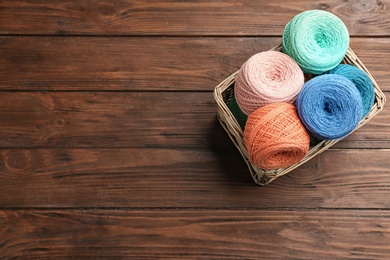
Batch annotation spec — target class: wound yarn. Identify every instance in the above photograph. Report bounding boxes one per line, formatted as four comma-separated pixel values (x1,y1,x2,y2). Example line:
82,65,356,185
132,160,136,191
328,64,375,118
244,103,310,170
282,10,349,74
228,96,248,130
235,51,304,115
296,74,363,140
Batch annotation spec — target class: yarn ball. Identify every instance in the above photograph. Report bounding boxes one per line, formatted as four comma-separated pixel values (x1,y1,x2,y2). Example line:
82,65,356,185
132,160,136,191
282,10,349,74
235,51,304,115
228,96,248,130
328,64,375,118
296,74,363,140
244,103,310,170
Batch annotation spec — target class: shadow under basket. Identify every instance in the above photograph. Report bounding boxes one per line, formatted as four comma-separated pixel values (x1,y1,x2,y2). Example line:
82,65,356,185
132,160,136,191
213,44,386,186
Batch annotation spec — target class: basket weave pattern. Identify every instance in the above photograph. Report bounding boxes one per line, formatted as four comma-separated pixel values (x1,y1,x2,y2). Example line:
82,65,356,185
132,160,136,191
213,44,386,185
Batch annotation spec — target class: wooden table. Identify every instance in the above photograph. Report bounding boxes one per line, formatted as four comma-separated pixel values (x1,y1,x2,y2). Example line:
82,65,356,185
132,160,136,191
1,1,390,258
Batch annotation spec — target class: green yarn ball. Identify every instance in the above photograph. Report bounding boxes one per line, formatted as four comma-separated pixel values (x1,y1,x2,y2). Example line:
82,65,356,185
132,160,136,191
282,10,349,74
228,96,248,130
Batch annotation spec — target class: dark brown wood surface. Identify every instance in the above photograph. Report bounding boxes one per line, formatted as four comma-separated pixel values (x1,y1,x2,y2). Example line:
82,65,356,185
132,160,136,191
1,1,390,259
2,210,390,259
1,149,390,209
1,0,389,36
1,37,389,91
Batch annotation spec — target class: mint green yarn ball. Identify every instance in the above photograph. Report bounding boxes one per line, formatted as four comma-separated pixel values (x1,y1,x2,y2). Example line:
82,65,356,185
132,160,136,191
282,10,349,75
228,96,248,130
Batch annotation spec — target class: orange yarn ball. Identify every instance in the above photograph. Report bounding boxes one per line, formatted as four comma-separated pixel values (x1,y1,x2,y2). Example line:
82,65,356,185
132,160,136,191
244,103,310,170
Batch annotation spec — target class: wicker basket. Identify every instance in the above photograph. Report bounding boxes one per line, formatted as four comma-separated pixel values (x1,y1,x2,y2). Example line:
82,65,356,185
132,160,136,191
214,44,386,185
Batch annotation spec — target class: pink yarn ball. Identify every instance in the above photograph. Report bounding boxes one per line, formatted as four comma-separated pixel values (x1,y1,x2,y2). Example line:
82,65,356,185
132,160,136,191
235,51,304,115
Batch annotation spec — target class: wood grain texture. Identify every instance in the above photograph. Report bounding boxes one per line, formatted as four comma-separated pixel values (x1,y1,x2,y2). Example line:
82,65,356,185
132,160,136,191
0,92,219,148
1,0,390,257
1,37,389,91
1,209,390,259
0,0,389,36
0,36,278,91
0,91,387,149
1,149,390,209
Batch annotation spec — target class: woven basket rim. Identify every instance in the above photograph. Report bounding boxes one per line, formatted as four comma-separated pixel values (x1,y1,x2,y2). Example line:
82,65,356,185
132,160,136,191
213,44,386,185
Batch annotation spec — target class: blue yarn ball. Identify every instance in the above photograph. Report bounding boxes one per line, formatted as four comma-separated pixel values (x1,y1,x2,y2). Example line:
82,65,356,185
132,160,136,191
296,74,363,140
327,64,375,118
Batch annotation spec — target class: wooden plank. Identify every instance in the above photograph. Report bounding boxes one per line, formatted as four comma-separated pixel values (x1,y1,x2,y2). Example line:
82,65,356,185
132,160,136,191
1,37,389,91
0,0,389,36
0,92,221,148
1,209,390,258
1,148,390,208
0,36,278,91
0,91,387,149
